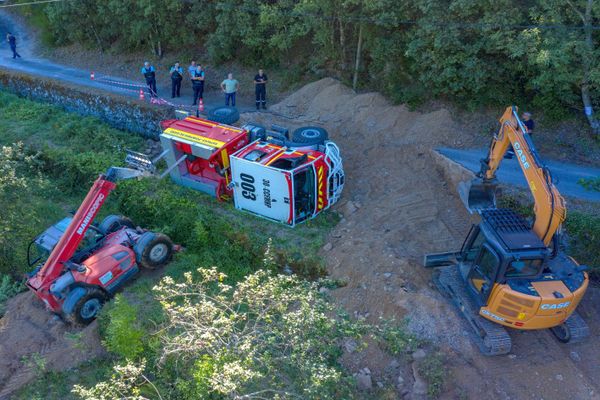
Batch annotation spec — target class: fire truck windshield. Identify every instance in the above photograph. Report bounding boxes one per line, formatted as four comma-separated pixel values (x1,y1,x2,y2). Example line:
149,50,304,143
294,167,316,223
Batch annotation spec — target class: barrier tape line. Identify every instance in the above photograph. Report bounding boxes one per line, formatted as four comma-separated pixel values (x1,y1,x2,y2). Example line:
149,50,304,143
91,72,203,112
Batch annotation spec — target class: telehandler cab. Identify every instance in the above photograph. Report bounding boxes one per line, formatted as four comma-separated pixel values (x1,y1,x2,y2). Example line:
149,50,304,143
425,106,589,355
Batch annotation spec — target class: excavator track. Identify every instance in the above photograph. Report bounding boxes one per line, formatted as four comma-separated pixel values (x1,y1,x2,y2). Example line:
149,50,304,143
434,265,512,356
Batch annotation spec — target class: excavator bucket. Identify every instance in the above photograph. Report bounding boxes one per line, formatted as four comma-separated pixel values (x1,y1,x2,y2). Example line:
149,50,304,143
458,178,497,214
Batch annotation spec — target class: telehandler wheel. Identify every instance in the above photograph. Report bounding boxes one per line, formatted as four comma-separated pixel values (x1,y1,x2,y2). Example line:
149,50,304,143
550,312,590,344
98,215,135,235
68,288,107,325
134,232,173,269
292,126,329,145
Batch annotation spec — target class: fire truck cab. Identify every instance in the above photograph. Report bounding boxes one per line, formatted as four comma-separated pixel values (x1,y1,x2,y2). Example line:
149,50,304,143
156,117,344,226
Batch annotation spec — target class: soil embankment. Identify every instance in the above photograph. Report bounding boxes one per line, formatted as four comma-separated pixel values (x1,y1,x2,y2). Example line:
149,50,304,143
244,78,600,399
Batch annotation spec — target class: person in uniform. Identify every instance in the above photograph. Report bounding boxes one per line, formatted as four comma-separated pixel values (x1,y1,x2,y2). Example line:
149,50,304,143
188,60,197,88
170,62,184,98
191,65,205,105
6,33,20,59
141,62,157,97
254,69,268,110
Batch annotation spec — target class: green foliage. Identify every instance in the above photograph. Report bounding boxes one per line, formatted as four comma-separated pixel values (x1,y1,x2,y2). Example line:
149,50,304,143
579,177,600,192
564,211,600,278
75,268,364,399
0,275,22,317
0,91,143,276
20,0,600,125
417,352,446,398
374,318,422,356
100,295,145,360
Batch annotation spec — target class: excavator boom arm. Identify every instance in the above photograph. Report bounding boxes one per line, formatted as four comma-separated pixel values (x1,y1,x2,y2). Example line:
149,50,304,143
480,106,566,246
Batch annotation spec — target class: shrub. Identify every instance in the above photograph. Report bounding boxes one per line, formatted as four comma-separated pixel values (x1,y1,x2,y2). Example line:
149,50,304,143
564,212,600,279
0,275,22,317
101,294,145,360
74,267,365,400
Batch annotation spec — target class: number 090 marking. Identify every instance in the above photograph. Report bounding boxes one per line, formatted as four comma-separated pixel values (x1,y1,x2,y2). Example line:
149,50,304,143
240,173,256,201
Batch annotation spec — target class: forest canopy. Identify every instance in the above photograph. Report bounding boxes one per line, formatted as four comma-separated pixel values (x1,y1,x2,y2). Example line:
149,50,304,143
16,0,600,131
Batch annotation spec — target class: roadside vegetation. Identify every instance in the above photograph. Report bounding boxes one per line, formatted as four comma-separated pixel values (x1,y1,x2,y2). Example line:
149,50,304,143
0,92,446,399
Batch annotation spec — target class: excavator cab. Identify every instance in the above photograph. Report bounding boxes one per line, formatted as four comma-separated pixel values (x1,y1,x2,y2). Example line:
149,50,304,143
458,211,549,308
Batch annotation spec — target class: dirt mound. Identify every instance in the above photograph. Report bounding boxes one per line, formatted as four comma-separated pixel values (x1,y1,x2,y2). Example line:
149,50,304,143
0,291,105,399
243,78,600,399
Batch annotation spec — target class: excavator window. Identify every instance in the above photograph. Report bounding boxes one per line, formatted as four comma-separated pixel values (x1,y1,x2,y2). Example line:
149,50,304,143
463,226,486,262
505,259,543,279
468,244,500,304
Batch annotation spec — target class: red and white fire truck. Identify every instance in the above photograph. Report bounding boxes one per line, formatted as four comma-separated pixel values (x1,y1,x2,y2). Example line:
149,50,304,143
128,116,344,226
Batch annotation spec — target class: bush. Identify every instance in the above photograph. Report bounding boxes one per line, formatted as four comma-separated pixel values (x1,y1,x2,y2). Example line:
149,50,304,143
0,275,22,317
74,267,365,400
564,212,600,279
100,294,145,360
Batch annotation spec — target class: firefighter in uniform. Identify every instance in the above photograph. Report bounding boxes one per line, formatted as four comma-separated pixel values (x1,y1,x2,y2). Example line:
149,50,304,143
170,62,184,98
254,69,268,110
141,62,157,97
191,65,205,105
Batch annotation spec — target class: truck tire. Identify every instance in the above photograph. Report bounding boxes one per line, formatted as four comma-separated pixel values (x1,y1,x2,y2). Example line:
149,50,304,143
67,287,107,325
134,232,173,269
98,215,135,235
292,126,328,145
208,106,240,125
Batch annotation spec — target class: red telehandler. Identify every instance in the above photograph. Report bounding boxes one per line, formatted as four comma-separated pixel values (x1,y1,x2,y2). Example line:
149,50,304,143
26,166,174,324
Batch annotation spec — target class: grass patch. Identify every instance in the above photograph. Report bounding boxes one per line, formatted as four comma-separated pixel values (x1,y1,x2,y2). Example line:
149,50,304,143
417,352,446,399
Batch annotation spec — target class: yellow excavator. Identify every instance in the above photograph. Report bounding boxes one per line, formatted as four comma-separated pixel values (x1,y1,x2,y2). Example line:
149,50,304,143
425,106,589,355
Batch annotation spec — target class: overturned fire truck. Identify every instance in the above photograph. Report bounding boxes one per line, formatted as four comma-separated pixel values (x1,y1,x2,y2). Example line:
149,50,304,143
128,116,345,226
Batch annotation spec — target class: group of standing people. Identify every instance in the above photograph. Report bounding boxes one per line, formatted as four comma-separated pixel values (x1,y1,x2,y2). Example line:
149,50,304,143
140,61,268,110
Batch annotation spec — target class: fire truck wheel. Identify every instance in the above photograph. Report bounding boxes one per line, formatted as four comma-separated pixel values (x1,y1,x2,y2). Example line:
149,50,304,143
292,126,329,145
99,215,135,235
208,106,240,125
69,288,107,325
134,232,174,269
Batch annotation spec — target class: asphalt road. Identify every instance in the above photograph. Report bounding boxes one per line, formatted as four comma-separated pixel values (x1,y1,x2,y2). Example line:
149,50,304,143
438,147,600,202
0,11,258,113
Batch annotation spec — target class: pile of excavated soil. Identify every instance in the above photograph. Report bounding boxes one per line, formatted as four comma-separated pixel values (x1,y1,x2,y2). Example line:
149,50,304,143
0,292,105,399
243,78,600,399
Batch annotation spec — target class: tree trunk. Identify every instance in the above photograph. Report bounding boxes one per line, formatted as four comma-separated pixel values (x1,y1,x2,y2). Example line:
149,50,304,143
339,17,346,70
580,0,600,134
352,24,363,91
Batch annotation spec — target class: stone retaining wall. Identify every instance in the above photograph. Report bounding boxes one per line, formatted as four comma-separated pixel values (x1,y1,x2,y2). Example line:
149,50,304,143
0,68,174,139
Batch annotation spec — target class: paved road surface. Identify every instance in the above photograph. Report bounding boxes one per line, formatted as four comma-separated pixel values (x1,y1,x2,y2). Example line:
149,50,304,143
438,147,600,202
0,11,258,113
